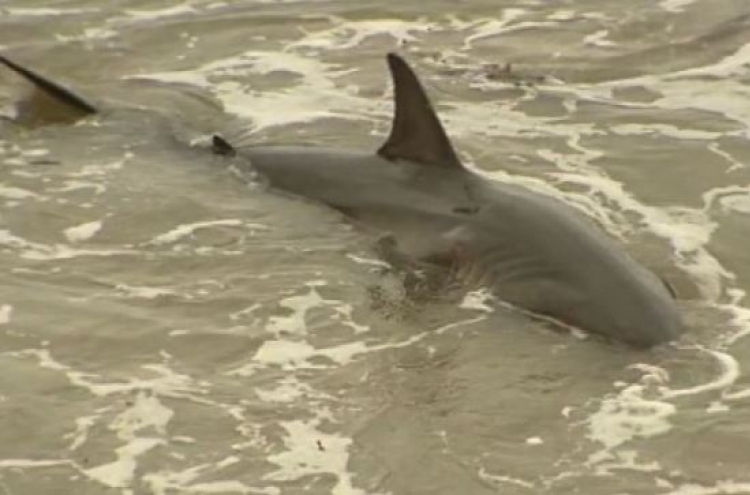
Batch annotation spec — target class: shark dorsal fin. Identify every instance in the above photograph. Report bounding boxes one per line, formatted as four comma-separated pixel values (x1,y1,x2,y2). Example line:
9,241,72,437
0,54,98,124
211,134,237,156
377,53,462,169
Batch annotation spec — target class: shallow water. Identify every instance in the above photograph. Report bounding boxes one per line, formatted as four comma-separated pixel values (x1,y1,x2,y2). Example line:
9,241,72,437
2,1,750,494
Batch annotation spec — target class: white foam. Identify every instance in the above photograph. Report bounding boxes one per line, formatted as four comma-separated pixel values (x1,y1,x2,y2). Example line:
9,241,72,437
264,282,370,336
20,148,49,157
0,185,41,200
229,303,262,321
231,327,429,376
477,467,535,489
255,376,316,403
578,359,724,474
661,480,750,495
583,30,616,48
442,95,577,140
23,245,134,261
48,180,107,195
64,220,103,243
123,3,197,21
3,7,97,17
137,50,381,131
653,78,750,125
115,284,179,299
0,305,11,325
346,253,390,270
143,462,279,495
720,194,750,214
114,392,173,436
144,464,216,495
588,42,750,128
266,284,328,336
704,184,750,214
333,302,370,334
659,0,699,12
591,449,662,474
248,338,373,372
661,349,740,398
721,297,750,347
459,288,495,312
610,123,720,141
3,157,26,166
17,349,203,398
0,459,70,467
9,350,230,490
128,70,211,87
84,437,164,488
71,154,131,178
289,17,437,51
586,381,675,465
462,9,531,47
56,27,119,42
66,413,100,451
0,228,135,261
265,418,369,495
708,143,746,172
547,10,577,21
149,219,264,245
176,480,272,493
212,54,375,130
250,339,329,370
706,401,729,413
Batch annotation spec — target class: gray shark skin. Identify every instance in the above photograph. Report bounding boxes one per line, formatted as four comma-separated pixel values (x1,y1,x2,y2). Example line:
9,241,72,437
0,52,684,348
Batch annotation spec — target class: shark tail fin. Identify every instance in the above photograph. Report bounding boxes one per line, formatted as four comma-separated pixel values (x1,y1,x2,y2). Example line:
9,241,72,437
0,54,97,125
377,53,462,170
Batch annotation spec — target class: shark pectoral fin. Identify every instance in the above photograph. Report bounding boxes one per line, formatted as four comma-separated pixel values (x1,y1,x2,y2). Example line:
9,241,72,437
377,53,463,170
0,54,97,125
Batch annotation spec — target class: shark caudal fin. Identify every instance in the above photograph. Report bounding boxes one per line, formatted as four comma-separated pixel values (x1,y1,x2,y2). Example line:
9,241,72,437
377,53,462,169
0,54,97,125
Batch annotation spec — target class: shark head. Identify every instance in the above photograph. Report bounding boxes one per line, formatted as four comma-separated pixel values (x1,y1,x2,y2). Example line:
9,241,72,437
446,192,685,349
581,259,685,348
559,262,685,348
378,54,685,347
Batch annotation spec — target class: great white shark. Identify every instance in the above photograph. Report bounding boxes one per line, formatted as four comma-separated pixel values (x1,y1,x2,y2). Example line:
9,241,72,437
0,52,684,348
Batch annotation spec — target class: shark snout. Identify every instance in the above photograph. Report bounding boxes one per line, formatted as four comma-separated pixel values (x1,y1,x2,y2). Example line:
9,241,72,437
608,290,684,349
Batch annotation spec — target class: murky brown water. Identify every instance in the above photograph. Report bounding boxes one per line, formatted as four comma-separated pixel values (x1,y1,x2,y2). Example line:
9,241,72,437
2,1,750,494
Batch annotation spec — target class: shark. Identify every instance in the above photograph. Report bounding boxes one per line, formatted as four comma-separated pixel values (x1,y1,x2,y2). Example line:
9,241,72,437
0,51,684,348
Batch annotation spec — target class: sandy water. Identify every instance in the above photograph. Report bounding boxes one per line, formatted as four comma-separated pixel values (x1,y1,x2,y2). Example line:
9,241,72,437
2,1,750,494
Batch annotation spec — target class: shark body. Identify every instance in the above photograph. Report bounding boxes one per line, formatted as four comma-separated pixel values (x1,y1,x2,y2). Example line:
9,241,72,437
1,52,684,348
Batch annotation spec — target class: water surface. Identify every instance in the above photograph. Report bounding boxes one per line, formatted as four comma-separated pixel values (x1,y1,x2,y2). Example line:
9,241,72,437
2,1,750,494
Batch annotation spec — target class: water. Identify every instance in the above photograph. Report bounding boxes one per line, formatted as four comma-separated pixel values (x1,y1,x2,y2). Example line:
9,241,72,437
2,1,750,494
